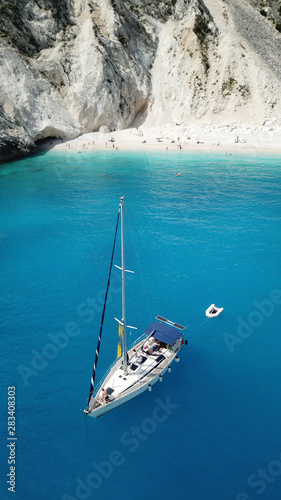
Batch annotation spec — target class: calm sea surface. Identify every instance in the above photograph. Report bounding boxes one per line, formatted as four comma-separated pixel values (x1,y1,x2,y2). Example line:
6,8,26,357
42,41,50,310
0,149,281,500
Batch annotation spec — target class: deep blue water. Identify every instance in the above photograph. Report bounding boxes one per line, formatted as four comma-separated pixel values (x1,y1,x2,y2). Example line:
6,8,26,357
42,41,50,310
0,149,281,500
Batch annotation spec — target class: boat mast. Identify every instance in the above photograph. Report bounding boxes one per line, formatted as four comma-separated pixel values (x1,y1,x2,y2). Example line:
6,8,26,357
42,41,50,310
120,196,128,372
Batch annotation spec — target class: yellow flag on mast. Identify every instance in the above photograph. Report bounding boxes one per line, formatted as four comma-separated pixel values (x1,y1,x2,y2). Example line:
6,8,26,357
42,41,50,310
117,323,123,358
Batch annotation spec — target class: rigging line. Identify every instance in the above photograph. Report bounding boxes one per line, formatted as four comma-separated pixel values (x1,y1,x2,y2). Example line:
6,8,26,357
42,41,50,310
81,398,90,411
86,207,120,408
127,203,168,319
126,204,153,323
187,318,209,337
126,213,140,330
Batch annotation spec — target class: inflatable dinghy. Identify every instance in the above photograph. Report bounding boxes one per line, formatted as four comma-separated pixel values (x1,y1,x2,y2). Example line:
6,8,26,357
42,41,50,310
206,304,224,318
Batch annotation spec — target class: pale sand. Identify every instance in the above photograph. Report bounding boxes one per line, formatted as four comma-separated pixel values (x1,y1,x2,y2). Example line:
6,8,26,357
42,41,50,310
38,125,281,155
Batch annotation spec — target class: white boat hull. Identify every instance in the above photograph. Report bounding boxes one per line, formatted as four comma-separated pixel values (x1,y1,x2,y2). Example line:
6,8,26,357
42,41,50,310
87,339,183,418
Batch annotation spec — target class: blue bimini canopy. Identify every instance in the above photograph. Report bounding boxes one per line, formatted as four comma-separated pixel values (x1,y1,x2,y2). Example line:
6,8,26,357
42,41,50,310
144,321,182,345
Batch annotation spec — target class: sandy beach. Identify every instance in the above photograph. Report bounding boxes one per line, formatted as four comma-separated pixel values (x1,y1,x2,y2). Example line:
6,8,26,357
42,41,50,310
38,124,281,156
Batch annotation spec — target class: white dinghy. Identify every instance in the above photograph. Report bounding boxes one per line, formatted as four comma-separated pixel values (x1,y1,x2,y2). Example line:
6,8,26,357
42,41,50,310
206,304,224,318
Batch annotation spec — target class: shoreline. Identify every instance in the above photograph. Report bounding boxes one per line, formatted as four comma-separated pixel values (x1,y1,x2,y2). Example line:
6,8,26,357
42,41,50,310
37,125,281,156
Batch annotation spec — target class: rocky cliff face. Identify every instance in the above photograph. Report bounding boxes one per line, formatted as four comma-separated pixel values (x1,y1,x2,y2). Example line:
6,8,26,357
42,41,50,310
0,0,281,160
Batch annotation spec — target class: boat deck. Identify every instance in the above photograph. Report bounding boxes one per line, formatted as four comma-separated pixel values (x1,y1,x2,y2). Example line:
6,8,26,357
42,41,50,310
89,338,181,413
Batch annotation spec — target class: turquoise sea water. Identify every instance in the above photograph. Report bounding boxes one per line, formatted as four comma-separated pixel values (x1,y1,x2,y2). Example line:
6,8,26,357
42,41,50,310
0,149,281,500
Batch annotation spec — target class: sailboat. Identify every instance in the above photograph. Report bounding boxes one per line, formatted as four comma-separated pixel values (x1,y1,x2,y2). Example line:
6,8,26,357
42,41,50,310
84,196,187,418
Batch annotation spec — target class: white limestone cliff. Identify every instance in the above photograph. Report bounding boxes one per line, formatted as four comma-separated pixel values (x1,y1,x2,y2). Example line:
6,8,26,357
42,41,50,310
0,0,280,160
146,0,281,129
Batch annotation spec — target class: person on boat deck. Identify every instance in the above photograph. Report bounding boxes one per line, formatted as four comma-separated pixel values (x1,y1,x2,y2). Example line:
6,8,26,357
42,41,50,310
153,341,160,351
148,341,160,355
101,388,109,402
